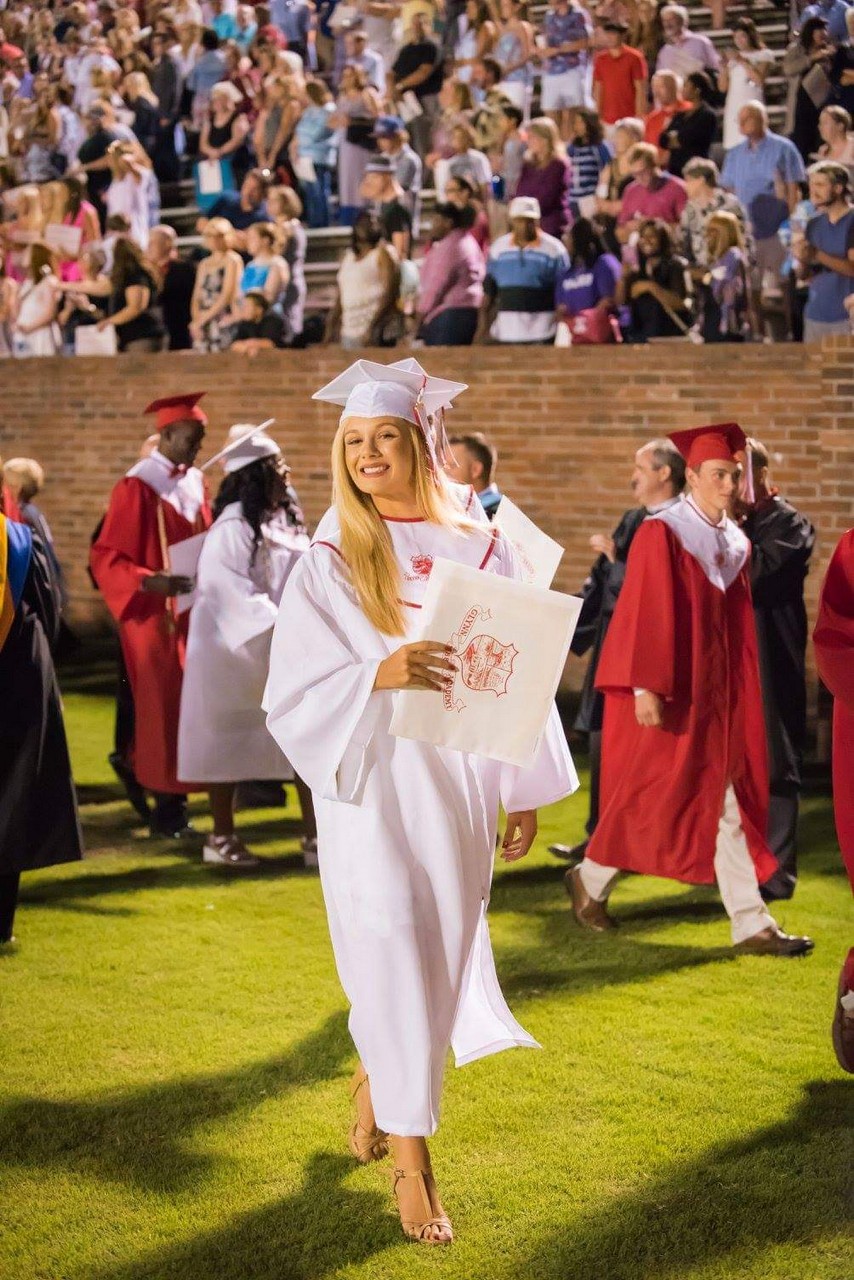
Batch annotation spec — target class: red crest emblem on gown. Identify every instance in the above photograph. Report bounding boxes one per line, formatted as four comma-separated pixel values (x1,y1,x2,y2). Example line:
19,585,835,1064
410,553,433,579
459,634,518,696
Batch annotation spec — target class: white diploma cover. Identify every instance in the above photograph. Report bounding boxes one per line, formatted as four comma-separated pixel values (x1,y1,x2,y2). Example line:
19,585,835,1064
390,558,582,767
167,531,208,615
494,496,564,588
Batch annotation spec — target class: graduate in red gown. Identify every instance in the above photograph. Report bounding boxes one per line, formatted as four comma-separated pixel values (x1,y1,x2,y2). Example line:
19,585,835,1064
812,529,854,1070
566,423,814,957
90,394,212,837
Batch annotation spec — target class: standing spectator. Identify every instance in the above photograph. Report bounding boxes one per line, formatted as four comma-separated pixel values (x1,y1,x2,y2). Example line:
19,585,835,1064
98,237,166,353
453,1,498,84
52,175,100,283
617,217,693,340
270,0,313,62
789,17,834,163
74,103,119,225
430,78,476,164
796,0,852,47
471,57,514,152
594,113,643,250
104,139,153,249
374,115,423,223
293,79,337,228
199,81,253,192
268,185,308,344
357,0,404,72
0,257,17,356
186,28,227,127
234,5,259,51
795,160,854,340
54,84,87,173
444,432,502,515
331,64,382,225
554,215,621,339
190,216,243,349
655,4,720,81
447,121,493,204
680,156,753,272
816,105,854,178
18,74,61,183
628,0,664,72
496,103,527,203
123,71,160,157
476,194,569,342
662,71,717,178
360,154,413,259
200,168,272,234
324,209,401,347
515,115,572,238
346,29,387,95
415,200,485,344
389,13,444,160
445,172,491,252
616,141,687,243
13,242,61,357
592,21,648,133
148,224,195,351
57,245,110,352
719,18,775,153
493,0,535,115
721,101,806,327
568,106,611,218
695,210,751,342
829,9,854,119
643,70,689,156
254,75,300,181
210,0,239,42
148,32,181,183
539,0,594,140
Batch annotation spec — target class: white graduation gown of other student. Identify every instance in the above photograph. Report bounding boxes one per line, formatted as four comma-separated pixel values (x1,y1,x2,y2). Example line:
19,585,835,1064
178,503,310,783
264,514,579,1137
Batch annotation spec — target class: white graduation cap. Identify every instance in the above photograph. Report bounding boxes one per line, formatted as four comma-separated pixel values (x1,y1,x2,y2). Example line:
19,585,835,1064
200,419,279,473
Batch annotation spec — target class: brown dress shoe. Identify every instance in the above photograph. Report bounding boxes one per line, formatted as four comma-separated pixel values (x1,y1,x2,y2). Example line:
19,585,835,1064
564,865,618,932
832,964,854,1074
734,926,815,957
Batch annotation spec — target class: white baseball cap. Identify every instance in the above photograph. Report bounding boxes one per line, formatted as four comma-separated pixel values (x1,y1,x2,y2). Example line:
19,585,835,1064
508,196,541,221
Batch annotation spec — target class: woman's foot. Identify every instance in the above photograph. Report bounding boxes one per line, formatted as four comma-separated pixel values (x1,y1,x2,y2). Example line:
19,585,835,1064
348,1067,389,1164
391,1167,453,1245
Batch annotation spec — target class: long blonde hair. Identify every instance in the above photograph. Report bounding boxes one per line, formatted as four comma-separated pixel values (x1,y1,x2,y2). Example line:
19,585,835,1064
331,417,474,636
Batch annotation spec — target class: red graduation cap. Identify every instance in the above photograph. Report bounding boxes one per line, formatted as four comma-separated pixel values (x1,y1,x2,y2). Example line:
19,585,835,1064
144,392,208,433
668,422,747,469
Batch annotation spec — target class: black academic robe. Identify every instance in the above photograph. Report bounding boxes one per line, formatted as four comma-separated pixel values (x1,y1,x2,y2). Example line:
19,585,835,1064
743,495,815,790
0,533,83,873
571,507,646,733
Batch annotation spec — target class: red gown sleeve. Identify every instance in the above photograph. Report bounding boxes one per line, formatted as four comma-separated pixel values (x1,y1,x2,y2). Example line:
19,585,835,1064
89,478,158,623
813,529,854,709
594,519,677,700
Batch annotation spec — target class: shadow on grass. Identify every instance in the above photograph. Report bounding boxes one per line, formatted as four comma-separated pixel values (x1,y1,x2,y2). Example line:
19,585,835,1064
502,1080,851,1280
0,1011,351,1195
91,1152,395,1280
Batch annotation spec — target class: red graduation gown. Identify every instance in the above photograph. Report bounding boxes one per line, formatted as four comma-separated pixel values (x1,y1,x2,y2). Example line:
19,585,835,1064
90,468,211,794
813,529,854,894
586,511,777,886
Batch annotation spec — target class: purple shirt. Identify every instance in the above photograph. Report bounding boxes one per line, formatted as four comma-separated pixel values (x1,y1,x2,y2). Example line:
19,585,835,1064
543,5,592,75
618,172,687,226
555,253,621,313
655,32,720,78
418,229,485,322
515,158,572,238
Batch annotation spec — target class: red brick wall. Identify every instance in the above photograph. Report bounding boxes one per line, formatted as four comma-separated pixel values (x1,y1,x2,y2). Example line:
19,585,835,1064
1,342,848,699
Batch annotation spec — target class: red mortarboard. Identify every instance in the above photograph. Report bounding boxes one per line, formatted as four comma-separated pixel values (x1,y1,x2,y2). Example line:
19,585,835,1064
668,422,747,469
144,392,208,433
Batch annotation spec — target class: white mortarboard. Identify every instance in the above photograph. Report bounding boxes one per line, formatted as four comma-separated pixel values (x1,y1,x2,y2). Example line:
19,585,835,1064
201,419,279,473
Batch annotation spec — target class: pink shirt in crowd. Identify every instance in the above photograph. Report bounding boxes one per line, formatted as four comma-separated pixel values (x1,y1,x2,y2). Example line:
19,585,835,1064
418,229,486,324
617,172,687,226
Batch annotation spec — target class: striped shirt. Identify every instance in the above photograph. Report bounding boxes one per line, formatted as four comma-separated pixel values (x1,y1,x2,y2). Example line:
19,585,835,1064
484,230,569,342
569,140,612,199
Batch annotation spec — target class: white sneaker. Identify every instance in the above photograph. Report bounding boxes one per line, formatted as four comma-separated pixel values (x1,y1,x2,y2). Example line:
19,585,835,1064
301,836,319,869
202,835,261,869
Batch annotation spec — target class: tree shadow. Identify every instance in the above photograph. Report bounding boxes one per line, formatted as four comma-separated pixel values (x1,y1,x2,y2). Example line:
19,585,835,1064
89,1151,396,1280
502,1080,852,1280
0,1010,351,1194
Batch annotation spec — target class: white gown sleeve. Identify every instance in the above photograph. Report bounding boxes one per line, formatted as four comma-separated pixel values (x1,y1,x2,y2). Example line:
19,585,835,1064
264,550,383,803
199,519,279,653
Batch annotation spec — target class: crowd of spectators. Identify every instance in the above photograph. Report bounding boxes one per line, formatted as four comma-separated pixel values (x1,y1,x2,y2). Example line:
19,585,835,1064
1,0,854,353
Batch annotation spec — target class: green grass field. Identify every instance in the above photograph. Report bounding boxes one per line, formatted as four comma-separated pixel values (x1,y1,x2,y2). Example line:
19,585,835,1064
1,665,851,1280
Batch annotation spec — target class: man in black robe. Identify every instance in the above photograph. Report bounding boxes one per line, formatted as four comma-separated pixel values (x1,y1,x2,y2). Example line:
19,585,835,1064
740,439,815,901
0,491,82,946
549,439,685,863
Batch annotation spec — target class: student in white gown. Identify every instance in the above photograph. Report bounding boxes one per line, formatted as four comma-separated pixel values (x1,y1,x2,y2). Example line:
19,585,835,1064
178,425,314,867
264,360,578,1245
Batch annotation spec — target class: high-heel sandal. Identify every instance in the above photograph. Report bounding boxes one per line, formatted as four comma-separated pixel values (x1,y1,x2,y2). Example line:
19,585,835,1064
391,1168,454,1245
348,1072,389,1164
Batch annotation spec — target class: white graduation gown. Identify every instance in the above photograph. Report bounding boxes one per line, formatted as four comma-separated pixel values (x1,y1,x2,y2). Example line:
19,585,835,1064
264,514,578,1136
178,503,309,783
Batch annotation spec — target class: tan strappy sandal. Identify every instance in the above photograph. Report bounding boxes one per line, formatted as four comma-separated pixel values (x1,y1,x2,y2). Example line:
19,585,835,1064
391,1168,454,1245
348,1071,389,1164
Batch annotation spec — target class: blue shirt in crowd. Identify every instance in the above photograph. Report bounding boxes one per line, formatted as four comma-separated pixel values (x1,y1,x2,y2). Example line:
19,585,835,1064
542,4,592,74
270,0,312,45
295,103,338,167
797,0,851,46
805,207,854,322
720,131,806,233
568,140,611,198
484,231,569,342
212,12,239,40
187,50,228,97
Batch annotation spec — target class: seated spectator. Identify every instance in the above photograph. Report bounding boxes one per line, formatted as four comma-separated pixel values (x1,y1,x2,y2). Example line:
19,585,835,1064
292,79,337,229
594,113,643,250
415,201,485,345
618,217,692,340
655,4,720,81
493,0,535,115
662,71,717,178
554,215,622,340
445,172,491,254
199,81,252,192
190,216,243,350
516,116,572,239
430,78,477,163
538,0,594,141
447,121,493,204
453,1,498,84
389,13,444,160
680,156,753,273
12,241,61,357
696,210,751,343
471,57,513,153
199,168,272,238
476,194,569,343
51,175,100,283
330,64,382,226
568,106,612,218
228,288,286,352
617,140,687,243
360,154,413,259
148,224,195,351
592,21,648,134
643,70,688,157
104,139,153,249
324,209,401,348
790,17,833,163
719,18,775,153
238,221,290,305
795,159,854,341
267,185,307,345
374,115,423,225
816,105,854,180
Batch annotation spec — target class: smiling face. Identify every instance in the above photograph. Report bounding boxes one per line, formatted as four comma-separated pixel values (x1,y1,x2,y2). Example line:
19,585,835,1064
342,416,417,504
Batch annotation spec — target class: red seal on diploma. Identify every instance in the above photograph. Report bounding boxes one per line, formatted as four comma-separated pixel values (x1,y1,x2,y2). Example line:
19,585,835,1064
444,604,518,711
410,553,434,579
